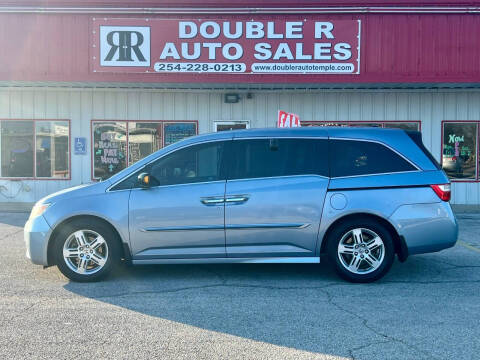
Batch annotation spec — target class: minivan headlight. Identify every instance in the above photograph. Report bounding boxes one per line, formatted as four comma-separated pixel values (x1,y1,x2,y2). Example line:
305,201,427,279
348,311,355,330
29,203,51,220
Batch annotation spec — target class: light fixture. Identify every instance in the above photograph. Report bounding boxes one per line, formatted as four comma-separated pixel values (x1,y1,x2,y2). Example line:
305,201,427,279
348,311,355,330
224,93,240,104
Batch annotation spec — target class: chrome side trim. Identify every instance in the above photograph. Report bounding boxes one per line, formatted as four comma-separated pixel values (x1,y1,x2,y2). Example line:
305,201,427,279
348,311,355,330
200,197,225,205
226,223,310,230
225,195,250,204
140,225,224,232
132,257,321,265
140,223,310,232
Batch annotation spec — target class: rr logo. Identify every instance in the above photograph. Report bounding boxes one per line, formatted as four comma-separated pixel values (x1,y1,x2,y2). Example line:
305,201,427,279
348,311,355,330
100,26,150,67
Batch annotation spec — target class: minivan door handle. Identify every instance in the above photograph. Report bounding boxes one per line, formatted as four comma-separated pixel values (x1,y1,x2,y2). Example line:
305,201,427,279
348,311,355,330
225,195,249,204
200,197,225,206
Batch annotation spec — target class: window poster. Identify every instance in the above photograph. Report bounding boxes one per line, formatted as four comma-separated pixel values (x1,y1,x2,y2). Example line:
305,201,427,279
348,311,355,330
93,122,127,179
163,123,197,146
442,122,478,180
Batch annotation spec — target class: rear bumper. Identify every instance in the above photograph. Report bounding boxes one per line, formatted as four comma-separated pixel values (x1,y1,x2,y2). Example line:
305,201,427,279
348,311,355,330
24,215,52,266
389,201,458,255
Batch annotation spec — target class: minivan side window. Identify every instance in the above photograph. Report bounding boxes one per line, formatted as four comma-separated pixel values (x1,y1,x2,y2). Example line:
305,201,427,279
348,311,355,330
330,139,416,177
229,138,328,180
110,141,226,190
149,141,226,186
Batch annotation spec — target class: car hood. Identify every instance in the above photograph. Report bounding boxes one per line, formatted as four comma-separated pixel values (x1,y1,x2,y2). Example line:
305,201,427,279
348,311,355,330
37,181,111,205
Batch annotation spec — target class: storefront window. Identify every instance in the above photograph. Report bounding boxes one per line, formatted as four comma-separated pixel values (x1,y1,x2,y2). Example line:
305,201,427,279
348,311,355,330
348,122,382,127
93,122,127,180
92,120,197,180
164,122,197,147
36,121,69,178
128,122,162,165
442,122,478,180
1,121,34,177
301,121,420,131
301,121,348,127
0,120,70,179
384,122,420,131
214,121,250,131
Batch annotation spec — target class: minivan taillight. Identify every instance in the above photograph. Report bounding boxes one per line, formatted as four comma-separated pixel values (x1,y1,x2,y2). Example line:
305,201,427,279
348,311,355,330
431,184,451,201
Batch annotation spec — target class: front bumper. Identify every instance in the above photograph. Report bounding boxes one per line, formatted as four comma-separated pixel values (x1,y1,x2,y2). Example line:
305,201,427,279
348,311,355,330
389,201,458,255
24,215,52,266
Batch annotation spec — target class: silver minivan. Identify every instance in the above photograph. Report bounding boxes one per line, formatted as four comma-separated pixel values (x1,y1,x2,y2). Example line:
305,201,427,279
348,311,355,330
25,127,458,283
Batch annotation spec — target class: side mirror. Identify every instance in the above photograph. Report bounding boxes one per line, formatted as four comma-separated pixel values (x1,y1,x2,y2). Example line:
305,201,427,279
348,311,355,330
137,172,157,188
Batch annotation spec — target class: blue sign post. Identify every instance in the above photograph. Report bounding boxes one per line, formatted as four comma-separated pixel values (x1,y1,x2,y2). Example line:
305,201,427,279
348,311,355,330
74,137,86,155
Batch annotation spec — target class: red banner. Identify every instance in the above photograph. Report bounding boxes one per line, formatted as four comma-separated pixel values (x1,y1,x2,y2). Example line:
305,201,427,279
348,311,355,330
278,111,300,128
91,18,361,75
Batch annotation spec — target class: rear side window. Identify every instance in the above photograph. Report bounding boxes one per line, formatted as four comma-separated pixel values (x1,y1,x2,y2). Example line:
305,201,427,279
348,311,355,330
330,139,416,177
406,130,441,170
229,138,328,180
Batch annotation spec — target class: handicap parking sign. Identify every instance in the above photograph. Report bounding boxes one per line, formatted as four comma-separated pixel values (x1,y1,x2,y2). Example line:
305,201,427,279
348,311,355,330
74,137,86,155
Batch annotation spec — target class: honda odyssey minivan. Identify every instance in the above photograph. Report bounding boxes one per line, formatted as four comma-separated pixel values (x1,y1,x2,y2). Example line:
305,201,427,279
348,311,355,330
24,127,458,283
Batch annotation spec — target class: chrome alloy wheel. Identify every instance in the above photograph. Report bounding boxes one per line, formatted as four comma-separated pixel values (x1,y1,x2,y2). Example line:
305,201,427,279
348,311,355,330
62,230,108,275
337,228,385,275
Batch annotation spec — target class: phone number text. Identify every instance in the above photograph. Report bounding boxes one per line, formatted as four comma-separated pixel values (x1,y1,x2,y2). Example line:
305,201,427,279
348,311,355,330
154,62,246,73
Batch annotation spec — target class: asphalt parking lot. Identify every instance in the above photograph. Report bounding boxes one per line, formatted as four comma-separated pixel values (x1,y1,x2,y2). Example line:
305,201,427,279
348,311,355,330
1,212,479,360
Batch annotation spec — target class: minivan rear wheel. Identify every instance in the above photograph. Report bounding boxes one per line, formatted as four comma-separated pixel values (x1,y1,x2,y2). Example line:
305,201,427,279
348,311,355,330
327,218,395,283
53,219,120,282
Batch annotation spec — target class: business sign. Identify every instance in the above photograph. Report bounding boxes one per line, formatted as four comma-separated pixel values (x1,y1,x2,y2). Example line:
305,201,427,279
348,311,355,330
100,26,151,67
278,111,300,128
91,18,361,75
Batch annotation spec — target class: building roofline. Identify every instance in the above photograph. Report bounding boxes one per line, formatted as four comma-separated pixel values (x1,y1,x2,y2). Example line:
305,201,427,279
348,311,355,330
2,1,480,8
2,81,480,92
2,1,480,14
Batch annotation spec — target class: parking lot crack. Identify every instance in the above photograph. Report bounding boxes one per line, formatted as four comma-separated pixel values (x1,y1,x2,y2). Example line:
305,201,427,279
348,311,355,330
319,287,442,360
383,280,480,284
90,282,341,300
347,340,392,360
6,298,48,323
91,283,227,299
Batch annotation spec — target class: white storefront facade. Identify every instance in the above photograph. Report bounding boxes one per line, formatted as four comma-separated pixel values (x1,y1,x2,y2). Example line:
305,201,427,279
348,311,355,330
1,87,479,205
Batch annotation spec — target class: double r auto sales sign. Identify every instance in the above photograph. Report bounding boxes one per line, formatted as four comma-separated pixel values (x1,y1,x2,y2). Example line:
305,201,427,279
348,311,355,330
91,18,361,75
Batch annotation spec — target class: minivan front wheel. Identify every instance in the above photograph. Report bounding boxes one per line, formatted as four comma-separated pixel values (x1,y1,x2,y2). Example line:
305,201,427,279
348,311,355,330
53,219,120,282
327,219,395,283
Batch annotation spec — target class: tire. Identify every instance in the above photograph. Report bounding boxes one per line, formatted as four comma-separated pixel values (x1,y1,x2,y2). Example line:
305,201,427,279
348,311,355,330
327,218,395,283
53,218,121,282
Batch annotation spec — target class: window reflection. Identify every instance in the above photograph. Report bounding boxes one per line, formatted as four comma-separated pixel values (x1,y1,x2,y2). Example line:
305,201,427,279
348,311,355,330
1,121,34,177
128,123,162,165
348,123,382,127
36,121,69,178
300,121,420,131
442,122,477,180
92,121,198,180
384,122,420,131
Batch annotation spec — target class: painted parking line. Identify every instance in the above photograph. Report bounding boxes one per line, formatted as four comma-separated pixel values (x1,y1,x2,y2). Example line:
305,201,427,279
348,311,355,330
458,240,480,254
